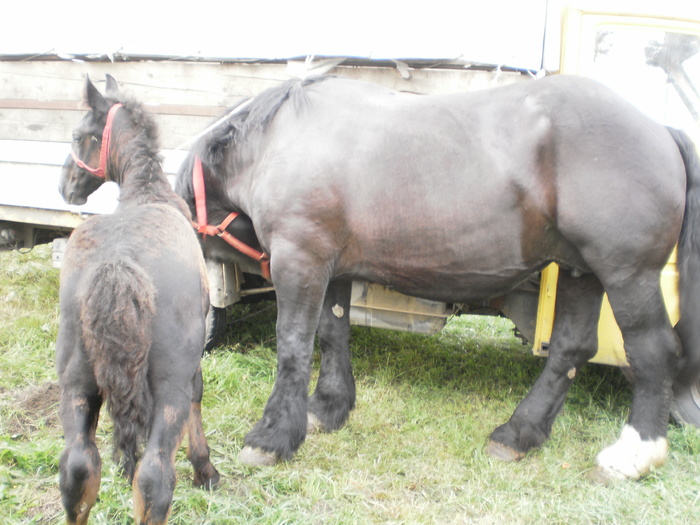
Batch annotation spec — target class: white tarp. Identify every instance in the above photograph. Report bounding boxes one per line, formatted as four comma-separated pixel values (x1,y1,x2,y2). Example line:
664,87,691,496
4,1,700,71
3,0,549,71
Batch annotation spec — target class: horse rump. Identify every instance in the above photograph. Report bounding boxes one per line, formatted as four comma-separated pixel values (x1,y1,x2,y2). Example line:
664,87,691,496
80,258,156,480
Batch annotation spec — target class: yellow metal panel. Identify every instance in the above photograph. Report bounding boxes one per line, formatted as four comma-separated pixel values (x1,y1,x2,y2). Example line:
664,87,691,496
533,263,559,357
594,250,680,366
533,250,679,366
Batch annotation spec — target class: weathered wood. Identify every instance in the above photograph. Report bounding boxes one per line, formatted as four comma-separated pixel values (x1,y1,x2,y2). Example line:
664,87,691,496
0,61,293,105
0,99,225,117
0,60,524,145
0,108,220,148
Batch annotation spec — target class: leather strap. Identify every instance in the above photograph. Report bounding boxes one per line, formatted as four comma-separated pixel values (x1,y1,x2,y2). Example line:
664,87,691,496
70,103,123,179
192,155,271,280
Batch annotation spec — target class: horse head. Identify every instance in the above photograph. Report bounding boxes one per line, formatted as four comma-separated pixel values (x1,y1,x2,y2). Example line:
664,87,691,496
59,75,127,205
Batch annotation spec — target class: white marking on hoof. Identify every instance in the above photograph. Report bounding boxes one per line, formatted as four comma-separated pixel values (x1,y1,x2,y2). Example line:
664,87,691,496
307,412,325,434
332,304,344,318
238,446,279,467
595,425,668,480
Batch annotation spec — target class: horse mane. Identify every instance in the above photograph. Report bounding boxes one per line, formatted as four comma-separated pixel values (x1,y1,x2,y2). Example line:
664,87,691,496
98,90,192,215
174,75,329,209
102,92,161,164
198,75,330,167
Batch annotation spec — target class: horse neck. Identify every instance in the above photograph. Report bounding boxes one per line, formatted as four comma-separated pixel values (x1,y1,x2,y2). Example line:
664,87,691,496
218,147,256,216
115,154,192,219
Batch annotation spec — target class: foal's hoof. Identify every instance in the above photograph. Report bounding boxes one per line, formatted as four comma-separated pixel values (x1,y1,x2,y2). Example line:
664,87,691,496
485,440,526,462
307,412,325,434
194,465,221,490
238,446,279,467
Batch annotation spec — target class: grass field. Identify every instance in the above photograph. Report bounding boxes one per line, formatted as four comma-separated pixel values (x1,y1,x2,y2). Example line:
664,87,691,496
1,245,699,524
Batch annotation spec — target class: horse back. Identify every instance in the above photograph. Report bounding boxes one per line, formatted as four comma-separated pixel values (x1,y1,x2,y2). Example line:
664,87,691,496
61,203,207,318
247,75,685,300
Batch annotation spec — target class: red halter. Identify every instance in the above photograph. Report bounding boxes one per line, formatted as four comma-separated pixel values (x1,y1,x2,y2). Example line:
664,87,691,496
69,103,123,179
192,155,271,280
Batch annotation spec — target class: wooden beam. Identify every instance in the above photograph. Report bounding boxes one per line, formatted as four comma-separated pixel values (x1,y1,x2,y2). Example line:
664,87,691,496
0,99,226,117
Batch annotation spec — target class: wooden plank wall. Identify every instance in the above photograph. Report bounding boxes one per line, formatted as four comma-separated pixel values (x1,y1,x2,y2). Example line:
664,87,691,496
0,60,526,150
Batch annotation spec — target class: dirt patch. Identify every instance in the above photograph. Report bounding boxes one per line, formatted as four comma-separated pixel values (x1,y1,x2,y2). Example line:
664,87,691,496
2,382,61,437
24,484,63,523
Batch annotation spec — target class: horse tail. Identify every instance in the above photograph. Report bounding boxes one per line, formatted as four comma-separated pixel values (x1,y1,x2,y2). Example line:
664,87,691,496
80,259,156,480
668,127,700,387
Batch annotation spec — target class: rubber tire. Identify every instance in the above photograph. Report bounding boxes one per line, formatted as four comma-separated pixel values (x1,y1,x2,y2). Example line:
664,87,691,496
622,365,700,428
671,378,700,427
204,306,227,353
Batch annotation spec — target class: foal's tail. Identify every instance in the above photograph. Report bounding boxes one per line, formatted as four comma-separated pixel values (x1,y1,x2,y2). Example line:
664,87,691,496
80,259,156,481
668,128,700,387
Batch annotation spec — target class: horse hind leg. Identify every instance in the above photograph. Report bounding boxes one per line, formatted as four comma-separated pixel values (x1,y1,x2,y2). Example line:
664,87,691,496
589,275,679,482
487,271,604,460
58,389,103,525
186,367,220,489
132,392,192,524
308,279,356,433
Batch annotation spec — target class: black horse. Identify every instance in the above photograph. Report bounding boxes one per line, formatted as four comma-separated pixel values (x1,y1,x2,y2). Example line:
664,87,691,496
57,76,219,524
176,74,700,481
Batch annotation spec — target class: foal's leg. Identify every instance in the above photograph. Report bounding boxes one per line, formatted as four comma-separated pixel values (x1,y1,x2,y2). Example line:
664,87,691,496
56,325,103,525
57,372,103,525
308,280,356,433
590,275,678,481
186,366,220,489
487,272,604,460
239,259,328,466
132,386,192,525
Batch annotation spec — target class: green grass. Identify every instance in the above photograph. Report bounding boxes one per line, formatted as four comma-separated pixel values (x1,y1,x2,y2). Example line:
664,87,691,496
1,245,700,523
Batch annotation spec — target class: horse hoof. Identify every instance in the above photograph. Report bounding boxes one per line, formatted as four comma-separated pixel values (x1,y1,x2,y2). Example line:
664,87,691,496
485,440,526,462
307,412,325,434
194,466,221,490
238,446,279,467
586,466,624,485
196,472,221,491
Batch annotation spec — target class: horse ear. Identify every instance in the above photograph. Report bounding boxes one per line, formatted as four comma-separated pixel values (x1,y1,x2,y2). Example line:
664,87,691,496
85,75,109,116
105,74,119,96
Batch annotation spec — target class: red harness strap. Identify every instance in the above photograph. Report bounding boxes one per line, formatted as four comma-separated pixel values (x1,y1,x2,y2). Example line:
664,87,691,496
192,156,271,280
70,103,123,179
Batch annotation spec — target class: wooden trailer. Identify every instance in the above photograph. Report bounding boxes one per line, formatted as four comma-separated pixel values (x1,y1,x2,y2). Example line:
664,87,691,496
1,2,700,423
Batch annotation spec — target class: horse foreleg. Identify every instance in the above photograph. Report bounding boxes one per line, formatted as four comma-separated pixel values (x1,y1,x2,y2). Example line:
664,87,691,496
58,390,102,525
239,261,327,467
132,395,190,524
308,280,356,433
487,272,604,461
186,366,220,489
590,277,678,482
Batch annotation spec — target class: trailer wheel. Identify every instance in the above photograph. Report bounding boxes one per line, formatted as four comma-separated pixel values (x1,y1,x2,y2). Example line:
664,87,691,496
204,306,227,353
671,378,700,428
621,366,700,428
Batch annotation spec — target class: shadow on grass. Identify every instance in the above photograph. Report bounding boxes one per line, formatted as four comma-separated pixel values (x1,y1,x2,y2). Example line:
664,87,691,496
214,303,632,424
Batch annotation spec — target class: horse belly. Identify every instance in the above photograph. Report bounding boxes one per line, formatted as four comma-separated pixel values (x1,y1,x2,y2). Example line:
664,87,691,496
337,213,551,303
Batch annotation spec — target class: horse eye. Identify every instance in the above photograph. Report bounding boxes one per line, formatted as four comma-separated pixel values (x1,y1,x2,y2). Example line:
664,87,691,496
72,134,81,143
